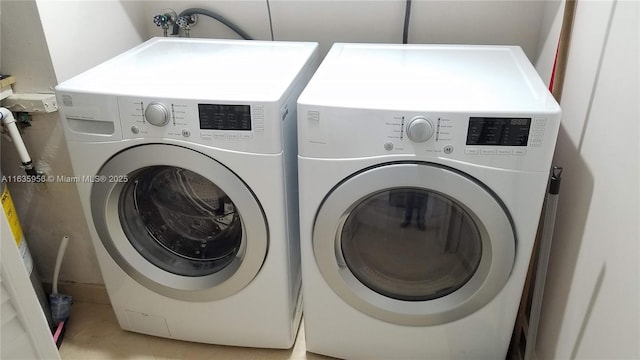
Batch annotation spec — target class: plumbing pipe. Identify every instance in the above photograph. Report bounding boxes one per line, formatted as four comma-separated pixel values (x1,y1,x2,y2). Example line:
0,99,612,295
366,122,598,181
52,236,70,295
551,0,578,102
50,235,73,327
524,167,563,360
172,8,252,40
0,107,37,175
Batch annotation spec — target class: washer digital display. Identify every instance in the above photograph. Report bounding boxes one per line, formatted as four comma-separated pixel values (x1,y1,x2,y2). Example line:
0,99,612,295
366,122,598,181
199,104,251,131
466,117,531,146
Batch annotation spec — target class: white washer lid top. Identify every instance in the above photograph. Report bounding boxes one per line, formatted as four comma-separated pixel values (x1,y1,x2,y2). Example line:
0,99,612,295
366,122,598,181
56,37,318,102
298,43,559,113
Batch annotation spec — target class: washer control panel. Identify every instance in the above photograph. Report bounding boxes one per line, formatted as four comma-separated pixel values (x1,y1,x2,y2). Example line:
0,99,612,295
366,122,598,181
117,96,283,152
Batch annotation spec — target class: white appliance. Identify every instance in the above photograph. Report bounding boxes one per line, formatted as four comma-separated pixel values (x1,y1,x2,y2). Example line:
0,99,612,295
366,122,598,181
55,37,318,348
297,43,561,359
1,178,60,360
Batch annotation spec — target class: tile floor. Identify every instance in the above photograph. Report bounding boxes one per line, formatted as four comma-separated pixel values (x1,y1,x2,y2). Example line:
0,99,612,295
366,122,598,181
59,301,333,360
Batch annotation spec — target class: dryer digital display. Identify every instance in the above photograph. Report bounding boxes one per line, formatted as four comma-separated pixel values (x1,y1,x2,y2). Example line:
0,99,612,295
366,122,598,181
466,117,531,146
198,104,252,131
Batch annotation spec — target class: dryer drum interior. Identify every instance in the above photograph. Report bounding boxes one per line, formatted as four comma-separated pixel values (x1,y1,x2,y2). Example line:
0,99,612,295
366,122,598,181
119,166,243,277
340,188,483,302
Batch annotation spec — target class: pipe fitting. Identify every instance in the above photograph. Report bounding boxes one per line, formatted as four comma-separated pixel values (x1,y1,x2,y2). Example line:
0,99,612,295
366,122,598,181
1,107,37,175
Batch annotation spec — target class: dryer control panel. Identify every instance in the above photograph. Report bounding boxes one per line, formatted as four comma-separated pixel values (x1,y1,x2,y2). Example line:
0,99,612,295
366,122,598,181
297,106,561,172
466,117,532,147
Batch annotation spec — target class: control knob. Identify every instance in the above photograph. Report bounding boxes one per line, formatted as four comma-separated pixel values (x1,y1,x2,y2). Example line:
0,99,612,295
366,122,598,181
145,102,170,126
406,116,434,143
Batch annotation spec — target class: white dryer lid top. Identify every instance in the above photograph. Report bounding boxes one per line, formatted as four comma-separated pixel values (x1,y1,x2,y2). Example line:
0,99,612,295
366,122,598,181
56,37,318,101
298,43,559,113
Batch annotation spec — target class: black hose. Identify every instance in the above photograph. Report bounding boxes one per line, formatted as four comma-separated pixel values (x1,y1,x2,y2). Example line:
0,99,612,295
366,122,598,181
265,0,275,41
403,0,412,44
172,8,252,40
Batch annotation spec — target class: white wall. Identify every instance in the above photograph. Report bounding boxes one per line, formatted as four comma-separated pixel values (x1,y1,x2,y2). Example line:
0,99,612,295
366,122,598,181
269,0,405,56
36,0,147,83
144,0,549,61
0,1,57,93
1,0,146,285
534,0,565,86
409,0,545,59
537,0,640,358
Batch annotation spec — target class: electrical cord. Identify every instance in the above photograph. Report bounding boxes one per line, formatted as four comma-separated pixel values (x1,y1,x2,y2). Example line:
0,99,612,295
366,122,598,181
403,0,412,44
266,0,275,41
172,8,252,40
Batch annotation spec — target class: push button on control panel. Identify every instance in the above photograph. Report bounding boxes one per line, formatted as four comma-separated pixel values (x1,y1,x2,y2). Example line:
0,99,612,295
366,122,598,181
252,106,265,132
443,144,454,154
465,147,527,156
226,132,239,141
530,118,546,147
384,141,394,151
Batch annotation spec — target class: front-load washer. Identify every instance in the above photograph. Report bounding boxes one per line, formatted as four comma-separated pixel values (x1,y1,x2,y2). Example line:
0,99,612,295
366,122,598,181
297,43,561,359
55,37,318,348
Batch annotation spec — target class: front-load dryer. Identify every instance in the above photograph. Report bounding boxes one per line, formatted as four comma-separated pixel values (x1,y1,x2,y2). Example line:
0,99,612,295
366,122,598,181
56,37,318,348
297,43,560,359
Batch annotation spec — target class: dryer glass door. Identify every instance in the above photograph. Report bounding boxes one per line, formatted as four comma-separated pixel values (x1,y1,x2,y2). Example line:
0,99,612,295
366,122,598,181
92,144,268,302
313,162,515,326
341,188,482,302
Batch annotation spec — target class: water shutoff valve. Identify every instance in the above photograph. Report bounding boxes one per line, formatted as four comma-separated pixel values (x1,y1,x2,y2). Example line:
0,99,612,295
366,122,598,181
177,15,197,38
153,10,177,37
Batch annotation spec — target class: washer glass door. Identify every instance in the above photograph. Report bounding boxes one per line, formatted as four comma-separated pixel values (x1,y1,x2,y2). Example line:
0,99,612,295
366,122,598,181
92,144,268,302
313,162,515,325
119,166,242,277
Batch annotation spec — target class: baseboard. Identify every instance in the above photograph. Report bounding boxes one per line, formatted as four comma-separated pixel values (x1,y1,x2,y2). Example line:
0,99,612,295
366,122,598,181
43,282,110,305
